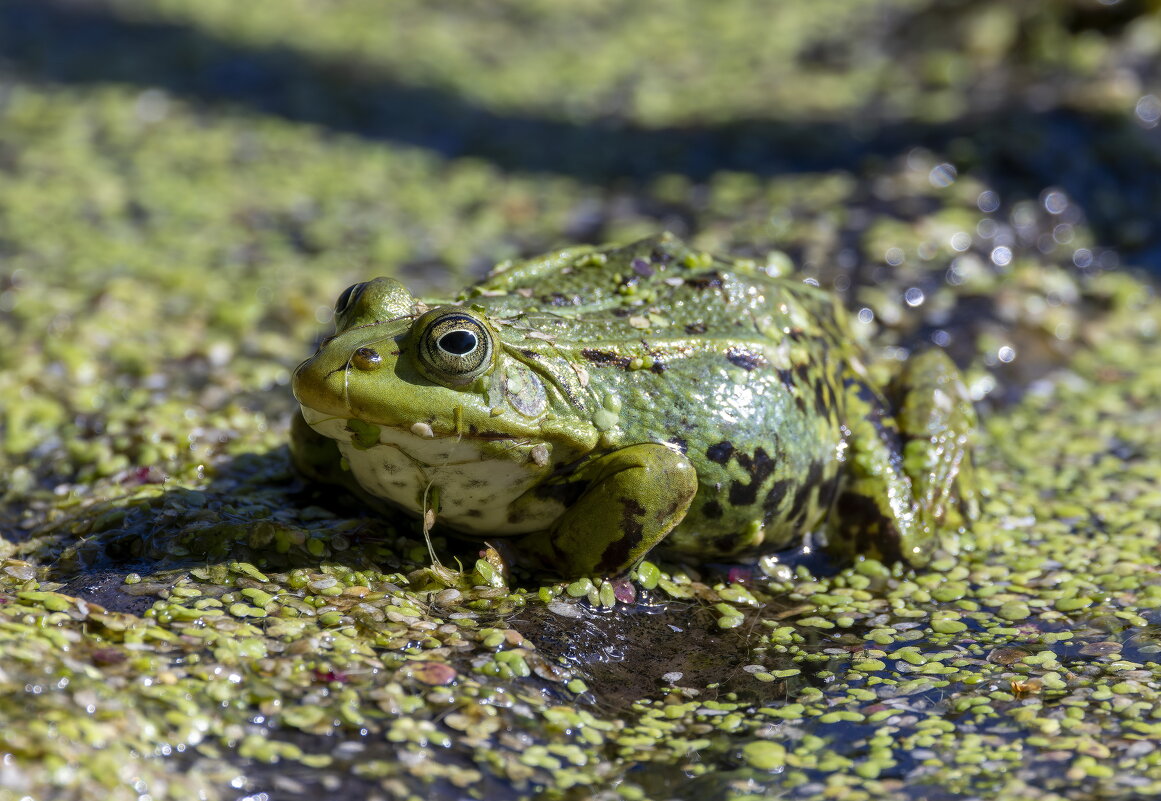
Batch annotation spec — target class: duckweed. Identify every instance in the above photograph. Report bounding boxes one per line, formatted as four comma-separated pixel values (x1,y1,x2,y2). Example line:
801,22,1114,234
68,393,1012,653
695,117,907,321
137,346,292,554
3,2,1161,800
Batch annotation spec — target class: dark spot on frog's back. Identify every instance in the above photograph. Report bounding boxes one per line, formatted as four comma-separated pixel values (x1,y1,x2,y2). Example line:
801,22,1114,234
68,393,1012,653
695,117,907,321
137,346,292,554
668,437,688,454
685,321,707,335
702,500,724,519
631,258,654,278
581,348,631,370
726,348,767,372
762,478,792,516
786,461,825,523
728,447,777,506
706,441,734,464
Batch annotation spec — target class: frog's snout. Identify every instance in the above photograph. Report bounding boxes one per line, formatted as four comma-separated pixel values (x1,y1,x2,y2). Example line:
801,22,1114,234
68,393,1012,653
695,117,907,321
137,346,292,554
352,346,384,371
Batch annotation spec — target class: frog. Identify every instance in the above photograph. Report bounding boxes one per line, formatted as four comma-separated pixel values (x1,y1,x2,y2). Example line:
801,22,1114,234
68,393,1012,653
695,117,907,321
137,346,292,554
291,232,977,578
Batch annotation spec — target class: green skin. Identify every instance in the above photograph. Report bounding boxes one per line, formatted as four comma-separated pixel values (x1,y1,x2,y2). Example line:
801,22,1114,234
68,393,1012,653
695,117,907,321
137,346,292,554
291,233,977,578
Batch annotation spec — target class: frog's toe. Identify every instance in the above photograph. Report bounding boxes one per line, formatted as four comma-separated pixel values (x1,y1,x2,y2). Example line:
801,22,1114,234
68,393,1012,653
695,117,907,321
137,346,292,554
828,488,930,566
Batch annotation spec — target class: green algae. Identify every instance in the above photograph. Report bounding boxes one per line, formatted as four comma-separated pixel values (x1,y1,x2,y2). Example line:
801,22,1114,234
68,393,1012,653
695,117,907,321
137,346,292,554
3,2,1161,801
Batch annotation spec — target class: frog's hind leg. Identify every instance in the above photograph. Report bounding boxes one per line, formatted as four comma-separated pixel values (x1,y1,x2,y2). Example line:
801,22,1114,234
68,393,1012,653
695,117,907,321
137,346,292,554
828,378,923,564
889,349,979,532
828,350,977,567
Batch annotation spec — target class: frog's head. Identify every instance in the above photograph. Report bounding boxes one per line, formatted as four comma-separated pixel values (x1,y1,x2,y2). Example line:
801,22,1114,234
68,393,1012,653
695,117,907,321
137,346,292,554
292,278,597,477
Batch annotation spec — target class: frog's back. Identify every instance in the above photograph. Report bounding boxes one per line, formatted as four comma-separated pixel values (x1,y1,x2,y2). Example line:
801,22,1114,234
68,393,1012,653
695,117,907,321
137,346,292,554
471,234,857,557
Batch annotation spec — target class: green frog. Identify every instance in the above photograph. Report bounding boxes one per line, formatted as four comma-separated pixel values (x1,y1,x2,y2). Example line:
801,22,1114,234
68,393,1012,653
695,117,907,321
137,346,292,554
291,233,976,578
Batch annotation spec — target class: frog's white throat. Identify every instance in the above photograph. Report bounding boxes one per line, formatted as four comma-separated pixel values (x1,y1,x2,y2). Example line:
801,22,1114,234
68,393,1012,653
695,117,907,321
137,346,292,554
299,406,561,535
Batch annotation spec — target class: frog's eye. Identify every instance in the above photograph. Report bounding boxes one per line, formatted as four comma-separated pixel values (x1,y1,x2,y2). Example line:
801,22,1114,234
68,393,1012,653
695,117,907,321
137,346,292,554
334,282,366,315
415,311,495,385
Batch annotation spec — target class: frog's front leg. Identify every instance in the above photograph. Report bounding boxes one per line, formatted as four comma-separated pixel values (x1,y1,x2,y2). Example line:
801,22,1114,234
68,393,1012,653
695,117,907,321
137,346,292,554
289,408,347,485
516,443,698,577
832,350,977,566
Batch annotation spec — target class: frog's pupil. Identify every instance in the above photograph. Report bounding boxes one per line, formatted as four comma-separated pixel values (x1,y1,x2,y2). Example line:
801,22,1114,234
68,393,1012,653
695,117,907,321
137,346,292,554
439,330,477,356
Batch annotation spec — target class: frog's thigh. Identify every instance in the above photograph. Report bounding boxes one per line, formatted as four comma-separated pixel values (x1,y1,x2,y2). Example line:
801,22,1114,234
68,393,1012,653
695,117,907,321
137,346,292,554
832,380,925,565
891,349,978,526
519,444,698,577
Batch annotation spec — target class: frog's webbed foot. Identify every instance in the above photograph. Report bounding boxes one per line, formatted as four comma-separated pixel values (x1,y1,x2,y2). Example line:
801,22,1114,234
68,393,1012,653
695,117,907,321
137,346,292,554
832,350,977,566
515,443,698,578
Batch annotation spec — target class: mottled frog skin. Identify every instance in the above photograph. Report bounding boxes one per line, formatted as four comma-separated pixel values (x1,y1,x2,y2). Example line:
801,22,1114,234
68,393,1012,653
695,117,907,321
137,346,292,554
291,233,976,577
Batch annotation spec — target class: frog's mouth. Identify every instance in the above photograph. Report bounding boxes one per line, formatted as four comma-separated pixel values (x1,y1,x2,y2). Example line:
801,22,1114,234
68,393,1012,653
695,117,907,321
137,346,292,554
298,404,523,458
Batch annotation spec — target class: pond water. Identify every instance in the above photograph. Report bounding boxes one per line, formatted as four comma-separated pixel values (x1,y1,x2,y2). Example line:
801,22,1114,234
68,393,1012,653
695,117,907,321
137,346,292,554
2,2,1161,800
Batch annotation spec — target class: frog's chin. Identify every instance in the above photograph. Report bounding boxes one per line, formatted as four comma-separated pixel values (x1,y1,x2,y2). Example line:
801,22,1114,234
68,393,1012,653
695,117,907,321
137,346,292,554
298,404,560,535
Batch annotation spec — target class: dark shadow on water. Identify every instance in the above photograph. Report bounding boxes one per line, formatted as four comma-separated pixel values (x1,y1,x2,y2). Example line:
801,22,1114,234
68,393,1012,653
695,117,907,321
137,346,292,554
1,0,1160,269
46,445,426,613
509,596,808,714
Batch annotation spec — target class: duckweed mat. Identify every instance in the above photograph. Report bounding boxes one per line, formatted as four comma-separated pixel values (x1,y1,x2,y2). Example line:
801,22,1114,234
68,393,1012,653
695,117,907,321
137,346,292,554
2,2,1160,800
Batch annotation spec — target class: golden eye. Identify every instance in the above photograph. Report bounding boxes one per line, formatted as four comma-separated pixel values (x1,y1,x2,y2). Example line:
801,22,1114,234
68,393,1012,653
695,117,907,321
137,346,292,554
415,310,495,385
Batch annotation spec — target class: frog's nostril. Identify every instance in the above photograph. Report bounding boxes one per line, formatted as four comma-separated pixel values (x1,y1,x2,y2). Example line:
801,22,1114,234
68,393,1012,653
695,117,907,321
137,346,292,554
352,347,383,371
